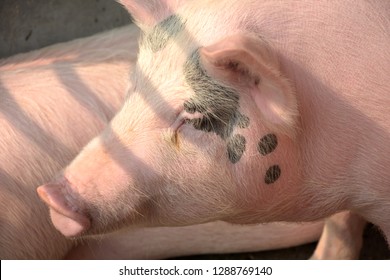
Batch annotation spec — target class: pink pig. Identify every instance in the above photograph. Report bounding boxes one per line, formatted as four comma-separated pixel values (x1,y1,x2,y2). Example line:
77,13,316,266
0,22,325,259
0,25,139,258
39,0,389,254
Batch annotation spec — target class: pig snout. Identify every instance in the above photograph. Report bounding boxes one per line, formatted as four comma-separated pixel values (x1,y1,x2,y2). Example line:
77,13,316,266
37,181,91,237
37,129,159,238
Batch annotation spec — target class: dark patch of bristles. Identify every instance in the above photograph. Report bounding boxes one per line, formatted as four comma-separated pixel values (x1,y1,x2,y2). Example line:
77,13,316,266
258,134,278,156
264,165,281,184
184,50,243,140
183,50,252,164
227,134,246,164
146,15,186,52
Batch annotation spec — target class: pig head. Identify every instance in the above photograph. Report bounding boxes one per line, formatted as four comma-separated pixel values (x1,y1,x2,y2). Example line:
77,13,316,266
38,0,390,239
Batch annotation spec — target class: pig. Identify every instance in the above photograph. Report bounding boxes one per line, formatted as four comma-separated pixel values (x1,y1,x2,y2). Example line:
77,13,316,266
0,21,325,260
0,24,139,259
38,0,389,252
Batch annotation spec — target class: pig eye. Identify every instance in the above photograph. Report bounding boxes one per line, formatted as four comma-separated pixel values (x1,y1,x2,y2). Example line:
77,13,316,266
184,117,213,132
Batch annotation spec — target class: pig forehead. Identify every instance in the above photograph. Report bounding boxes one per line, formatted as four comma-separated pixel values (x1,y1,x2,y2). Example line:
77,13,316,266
138,50,185,75
135,10,243,90
137,11,234,65
138,28,190,75
143,15,186,53
134,56,186,96
135,45,193,91
139,14,193,58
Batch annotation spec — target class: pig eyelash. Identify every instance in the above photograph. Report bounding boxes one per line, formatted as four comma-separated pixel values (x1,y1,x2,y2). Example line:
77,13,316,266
184,109,232,135
184,116,214,132
165,115,214,147
173,107,218,133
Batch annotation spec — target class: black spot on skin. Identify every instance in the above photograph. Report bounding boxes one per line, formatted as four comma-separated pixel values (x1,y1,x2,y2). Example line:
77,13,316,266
146,15,185,52
264,165,281,184
227,134,246,164
258,134,278,156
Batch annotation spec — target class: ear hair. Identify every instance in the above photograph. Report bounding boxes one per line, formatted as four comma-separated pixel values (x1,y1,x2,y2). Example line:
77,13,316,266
200,33,298,137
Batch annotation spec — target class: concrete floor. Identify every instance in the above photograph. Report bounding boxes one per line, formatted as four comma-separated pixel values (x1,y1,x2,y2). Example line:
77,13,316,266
1,0,389,260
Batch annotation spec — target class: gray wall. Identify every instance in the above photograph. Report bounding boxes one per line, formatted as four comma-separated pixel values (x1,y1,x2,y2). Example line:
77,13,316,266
0,0,131,58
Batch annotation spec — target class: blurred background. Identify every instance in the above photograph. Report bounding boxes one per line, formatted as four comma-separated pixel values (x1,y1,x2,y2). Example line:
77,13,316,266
0,0,389,259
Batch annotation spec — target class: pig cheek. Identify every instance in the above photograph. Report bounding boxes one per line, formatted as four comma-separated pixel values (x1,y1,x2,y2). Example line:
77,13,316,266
155,134,235,224
84,181,158,234
67,143,160,232
229,132,282,211
236,130,304,224
157,180,235,226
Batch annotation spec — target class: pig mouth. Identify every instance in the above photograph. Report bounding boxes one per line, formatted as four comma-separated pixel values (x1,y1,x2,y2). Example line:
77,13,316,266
37,184,91,238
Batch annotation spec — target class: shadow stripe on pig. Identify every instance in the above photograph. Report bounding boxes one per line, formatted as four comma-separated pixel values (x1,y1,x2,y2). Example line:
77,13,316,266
0,25,138,259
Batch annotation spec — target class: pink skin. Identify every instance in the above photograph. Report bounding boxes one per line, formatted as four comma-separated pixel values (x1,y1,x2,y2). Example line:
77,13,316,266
39,0,389,253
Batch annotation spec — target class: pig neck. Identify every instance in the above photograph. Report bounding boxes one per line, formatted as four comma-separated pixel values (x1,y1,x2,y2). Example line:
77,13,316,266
282,58,390,239
263,2,390,230
283,57,390,231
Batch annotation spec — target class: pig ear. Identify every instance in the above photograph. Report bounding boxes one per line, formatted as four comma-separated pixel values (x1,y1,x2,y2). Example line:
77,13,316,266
200,34,298,136
117,0,185,28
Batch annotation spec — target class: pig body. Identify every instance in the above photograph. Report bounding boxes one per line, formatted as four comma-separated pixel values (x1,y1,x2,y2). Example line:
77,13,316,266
67,221,323,260
0,22,325,259
38,0,390,246
0,25,139,258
